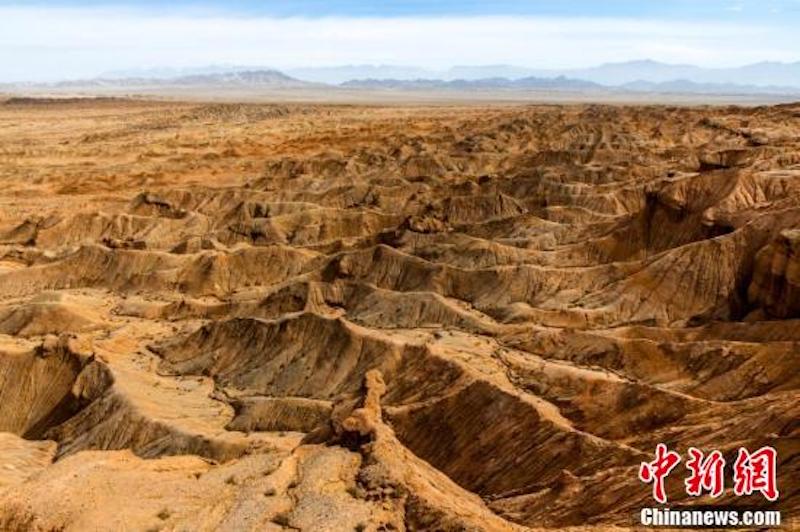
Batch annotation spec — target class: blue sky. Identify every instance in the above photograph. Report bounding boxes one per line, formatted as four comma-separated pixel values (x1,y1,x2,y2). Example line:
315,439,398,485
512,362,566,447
2,0,799,19
0,1,798,82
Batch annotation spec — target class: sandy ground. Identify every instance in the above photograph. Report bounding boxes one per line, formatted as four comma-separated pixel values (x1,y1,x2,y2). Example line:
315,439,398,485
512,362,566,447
3,84,800,105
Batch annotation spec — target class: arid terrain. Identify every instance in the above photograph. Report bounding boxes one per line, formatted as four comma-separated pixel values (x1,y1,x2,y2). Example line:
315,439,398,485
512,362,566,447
0,97,798,531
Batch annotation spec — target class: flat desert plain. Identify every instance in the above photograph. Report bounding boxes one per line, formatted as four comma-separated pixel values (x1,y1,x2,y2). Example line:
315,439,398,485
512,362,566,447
0,97,798,530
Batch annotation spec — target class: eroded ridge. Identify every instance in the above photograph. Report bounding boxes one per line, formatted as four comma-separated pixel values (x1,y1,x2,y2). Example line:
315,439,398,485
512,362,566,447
0,99,798,530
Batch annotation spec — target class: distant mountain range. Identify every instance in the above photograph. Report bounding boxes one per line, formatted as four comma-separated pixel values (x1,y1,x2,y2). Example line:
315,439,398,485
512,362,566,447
547,60,800,88
100,60,800,88
333,60,800,88
41,69,311,89
4,60,800,96
341,76,603,91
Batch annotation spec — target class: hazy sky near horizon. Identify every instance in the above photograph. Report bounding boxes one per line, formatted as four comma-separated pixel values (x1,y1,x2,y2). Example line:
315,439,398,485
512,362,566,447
1,0,799,82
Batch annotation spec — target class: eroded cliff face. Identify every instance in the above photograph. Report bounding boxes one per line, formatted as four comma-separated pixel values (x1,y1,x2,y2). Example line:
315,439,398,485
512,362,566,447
0,99,798,530
749,229,800,319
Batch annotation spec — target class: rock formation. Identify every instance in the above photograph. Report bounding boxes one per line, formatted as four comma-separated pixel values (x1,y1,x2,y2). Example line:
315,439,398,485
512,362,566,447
0,98,798,530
